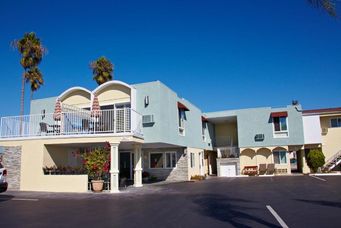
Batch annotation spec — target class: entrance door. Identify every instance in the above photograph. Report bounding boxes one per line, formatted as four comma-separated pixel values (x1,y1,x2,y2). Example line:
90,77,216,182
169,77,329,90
120,152,131,179
220,164,237,177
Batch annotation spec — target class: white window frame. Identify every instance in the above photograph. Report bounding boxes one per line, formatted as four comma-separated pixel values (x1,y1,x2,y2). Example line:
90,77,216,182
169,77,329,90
149,151,177,169
273,151,287,164
165,152,177,169
330,117,341,128
272,116,289,138
190,153,195,168
149,152,164,169
202,122,206,141
178,109,186,136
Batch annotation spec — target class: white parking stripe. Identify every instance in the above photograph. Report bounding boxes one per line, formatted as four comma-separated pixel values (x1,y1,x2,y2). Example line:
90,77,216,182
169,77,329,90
310,175,327,182
12,198,39,201
266,205,289,228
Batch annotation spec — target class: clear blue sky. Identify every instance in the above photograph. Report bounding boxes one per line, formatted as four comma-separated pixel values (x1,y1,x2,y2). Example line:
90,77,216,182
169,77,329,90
0,0,340,117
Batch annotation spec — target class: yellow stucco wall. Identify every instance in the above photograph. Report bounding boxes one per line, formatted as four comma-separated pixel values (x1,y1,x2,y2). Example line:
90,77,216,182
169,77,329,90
187,147,204,179
214,122,238,147
62,90,91,107
97,84,131,105
0,135,143,192
320,115,341,160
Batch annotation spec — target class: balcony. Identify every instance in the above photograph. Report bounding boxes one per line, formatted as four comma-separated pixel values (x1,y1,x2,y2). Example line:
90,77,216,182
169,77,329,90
0,108,143,139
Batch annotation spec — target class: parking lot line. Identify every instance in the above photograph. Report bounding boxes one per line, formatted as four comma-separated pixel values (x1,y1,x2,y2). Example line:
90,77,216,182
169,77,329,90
12,198,39,201
266,205,289,228
310,175,327,182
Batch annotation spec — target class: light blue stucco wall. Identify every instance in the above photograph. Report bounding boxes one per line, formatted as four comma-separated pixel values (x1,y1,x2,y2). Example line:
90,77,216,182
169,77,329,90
30,97,58,115
206,105,305,148
134,81,213,150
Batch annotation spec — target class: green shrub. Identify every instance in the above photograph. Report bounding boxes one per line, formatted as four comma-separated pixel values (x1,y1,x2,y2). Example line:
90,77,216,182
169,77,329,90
306,149,325,173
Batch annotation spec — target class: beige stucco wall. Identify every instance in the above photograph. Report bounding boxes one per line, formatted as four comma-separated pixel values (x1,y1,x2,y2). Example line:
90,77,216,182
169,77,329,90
187,147,204,179
215,122,238,147
240,147,291,174
62,90,91,107
320,115,341,160
97,84,131,106
0,135,143,192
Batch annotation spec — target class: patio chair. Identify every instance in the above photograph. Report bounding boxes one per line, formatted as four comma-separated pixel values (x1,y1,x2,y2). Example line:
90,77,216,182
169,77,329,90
258,164,267,175
267,163,275,175
39,122,53,135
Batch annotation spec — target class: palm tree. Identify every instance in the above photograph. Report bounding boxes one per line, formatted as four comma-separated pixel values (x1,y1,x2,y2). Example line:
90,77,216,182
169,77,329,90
25,67,44,100
12,32,46,116
308,0,337,17
90,56,114,85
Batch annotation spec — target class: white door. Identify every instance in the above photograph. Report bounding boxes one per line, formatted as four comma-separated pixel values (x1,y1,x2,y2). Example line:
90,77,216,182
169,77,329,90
220,164,236,177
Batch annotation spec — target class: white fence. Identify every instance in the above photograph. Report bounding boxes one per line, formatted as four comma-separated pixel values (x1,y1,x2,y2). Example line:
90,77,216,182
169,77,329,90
0,108,143,138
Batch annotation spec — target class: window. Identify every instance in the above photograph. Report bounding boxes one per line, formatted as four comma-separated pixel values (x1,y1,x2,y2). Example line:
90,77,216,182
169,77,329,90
273,116,289,138
178,109,186,135
165,152,177,168
150,153,164,168
150,152,177,169
330,118,341,128
273,117,287,132
190,153,195,168
273,151,287,164
202,122,206,141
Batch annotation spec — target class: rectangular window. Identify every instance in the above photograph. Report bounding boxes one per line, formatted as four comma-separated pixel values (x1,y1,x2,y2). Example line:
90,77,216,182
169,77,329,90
165,152,177,168
273,151,287,164
190,153,195,168
273,117,287,132
150,153,164,168
330,118,341,128
202,122,206,141
178,109,186,135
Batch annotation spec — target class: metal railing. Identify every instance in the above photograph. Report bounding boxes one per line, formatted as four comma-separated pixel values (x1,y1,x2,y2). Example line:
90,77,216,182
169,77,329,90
217,147,240,158
0,108,143,138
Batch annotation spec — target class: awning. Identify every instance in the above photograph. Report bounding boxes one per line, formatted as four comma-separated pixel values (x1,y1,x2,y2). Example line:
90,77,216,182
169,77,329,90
201,116,208,122
177,102,189,111
271,111,288,118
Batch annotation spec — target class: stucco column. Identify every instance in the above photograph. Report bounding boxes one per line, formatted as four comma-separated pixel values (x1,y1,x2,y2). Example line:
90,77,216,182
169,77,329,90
133,144,143,187
301,150,310,174
217,148,222,158
110,143,120,193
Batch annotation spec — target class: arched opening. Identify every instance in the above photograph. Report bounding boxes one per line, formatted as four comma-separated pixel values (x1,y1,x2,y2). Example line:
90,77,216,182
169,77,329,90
58,87,92,109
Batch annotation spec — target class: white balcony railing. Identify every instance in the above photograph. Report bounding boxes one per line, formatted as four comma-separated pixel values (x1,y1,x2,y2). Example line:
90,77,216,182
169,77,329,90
0,108,143,139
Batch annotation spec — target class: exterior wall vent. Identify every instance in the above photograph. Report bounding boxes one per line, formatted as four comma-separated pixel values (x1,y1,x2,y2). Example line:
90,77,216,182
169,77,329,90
254,134,265,141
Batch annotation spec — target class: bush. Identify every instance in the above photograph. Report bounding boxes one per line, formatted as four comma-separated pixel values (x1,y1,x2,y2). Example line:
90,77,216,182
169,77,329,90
306,149,325,173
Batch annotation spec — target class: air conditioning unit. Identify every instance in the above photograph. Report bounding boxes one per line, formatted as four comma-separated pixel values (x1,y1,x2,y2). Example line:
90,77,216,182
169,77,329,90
321,128,328,135
254,134,265,141
142,115,154,124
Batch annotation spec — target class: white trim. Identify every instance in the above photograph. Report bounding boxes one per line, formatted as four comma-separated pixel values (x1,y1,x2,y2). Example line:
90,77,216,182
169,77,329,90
93,80,133,94
0,132,143,142
58,87,92,101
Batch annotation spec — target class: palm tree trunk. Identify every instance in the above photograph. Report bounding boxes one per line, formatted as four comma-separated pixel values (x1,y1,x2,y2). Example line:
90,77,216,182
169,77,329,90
19,72,25,135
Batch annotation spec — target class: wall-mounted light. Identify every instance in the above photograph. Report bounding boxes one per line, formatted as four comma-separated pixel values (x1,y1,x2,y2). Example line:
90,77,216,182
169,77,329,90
144,96,149,107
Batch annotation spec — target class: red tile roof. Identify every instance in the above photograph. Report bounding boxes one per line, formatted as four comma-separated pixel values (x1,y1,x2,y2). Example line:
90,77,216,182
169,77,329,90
303,107,341,115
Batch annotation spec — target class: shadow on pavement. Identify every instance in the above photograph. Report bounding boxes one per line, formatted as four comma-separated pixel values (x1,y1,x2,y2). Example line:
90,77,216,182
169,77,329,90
192,194,281,228
0,195,14,202
295,199,341,209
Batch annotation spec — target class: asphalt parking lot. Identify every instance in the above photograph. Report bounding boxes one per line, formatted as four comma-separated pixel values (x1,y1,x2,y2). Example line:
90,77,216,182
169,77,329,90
0,175,340,228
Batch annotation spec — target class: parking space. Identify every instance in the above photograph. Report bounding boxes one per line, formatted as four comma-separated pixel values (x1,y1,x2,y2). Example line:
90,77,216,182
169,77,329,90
0,176,340,227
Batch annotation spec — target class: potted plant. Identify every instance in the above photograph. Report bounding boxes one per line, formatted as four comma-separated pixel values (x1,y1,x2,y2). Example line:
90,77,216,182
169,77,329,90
142,171,150,182
80,143,110,192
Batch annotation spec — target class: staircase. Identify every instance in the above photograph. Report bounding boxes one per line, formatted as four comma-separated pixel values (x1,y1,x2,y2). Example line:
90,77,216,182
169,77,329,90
322,150,341,172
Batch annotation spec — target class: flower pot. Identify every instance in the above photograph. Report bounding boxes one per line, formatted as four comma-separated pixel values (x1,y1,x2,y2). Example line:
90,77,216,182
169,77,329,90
91,180,104,192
